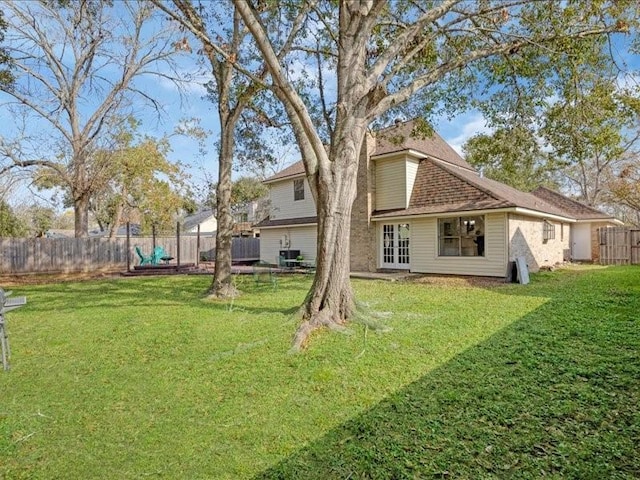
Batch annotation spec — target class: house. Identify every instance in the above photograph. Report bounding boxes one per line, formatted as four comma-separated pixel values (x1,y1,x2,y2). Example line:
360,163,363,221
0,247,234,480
183,209,217,235
256,120,613,277
531,186,623,262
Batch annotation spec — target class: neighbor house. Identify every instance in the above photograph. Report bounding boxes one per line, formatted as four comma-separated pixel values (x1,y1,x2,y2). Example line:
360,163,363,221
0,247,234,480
256,120,613,277
183,209,217,235
531,186,623,262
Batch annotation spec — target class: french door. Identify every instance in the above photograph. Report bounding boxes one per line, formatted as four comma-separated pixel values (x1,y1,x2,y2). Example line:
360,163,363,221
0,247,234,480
381,223,410,269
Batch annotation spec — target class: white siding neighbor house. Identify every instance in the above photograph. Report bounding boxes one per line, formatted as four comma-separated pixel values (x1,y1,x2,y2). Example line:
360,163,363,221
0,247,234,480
256,120,621,277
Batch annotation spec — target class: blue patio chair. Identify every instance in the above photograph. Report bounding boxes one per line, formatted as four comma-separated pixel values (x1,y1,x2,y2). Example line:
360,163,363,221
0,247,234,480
135,246,153,265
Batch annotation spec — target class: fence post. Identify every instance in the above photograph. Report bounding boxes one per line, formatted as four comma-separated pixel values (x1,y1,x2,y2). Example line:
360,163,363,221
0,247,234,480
176,221,181,268
126,223,131,272
196,224,201,267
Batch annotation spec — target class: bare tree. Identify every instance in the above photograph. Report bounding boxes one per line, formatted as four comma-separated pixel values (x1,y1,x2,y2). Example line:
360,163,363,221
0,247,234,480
0,0,184,237
232,0,634,349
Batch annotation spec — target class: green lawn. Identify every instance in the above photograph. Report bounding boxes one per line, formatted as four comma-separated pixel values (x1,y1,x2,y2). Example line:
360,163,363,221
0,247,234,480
1,266,638,479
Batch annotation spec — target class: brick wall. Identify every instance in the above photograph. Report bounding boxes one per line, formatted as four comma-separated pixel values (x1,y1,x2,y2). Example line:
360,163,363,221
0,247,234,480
508,214,570,272
349,133,378,272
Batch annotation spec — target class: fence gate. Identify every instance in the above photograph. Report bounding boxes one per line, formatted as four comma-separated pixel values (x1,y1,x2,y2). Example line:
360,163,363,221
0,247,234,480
598,227,640,265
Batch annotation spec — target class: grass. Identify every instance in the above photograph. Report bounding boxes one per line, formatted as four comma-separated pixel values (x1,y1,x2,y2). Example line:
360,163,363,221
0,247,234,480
0,266,638,478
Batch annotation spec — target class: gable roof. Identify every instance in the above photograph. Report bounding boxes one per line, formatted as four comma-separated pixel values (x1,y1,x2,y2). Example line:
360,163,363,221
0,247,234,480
264,119,474,184
373,120,474,171
264,161,306,183
373,159,572,220
531,187,619,222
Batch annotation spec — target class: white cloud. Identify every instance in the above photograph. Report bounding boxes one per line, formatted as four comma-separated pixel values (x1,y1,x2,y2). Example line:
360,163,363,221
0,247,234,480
439,112,493,155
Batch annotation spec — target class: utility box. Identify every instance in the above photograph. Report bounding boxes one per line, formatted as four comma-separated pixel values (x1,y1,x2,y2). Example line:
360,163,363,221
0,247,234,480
279,250,300,260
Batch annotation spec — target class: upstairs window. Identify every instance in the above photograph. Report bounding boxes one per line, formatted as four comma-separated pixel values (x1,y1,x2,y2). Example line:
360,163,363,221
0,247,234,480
294,179,304,201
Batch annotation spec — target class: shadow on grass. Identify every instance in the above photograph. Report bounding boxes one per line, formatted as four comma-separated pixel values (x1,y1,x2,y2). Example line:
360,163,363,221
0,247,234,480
258,269,640,479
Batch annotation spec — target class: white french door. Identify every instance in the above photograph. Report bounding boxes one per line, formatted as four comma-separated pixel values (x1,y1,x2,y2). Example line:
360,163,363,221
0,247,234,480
381,223,410,269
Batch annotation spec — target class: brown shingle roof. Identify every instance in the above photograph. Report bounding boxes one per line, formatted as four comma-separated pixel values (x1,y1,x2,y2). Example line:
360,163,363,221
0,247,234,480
373,159,572,219
531,187,617,221
253,216,317,228
373,120,474,171
264,119,475,183
263,161,306,183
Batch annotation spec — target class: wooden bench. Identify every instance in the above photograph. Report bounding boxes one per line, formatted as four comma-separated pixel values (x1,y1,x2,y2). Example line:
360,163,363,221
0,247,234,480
1,288,27,371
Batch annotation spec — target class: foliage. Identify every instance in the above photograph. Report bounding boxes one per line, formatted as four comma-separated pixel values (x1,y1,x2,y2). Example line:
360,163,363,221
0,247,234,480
0,200,25,237
463,125,560,191
610,161,640,225
0,267,638,478
89,123,194,235
0,10,12,87
542,79,640,206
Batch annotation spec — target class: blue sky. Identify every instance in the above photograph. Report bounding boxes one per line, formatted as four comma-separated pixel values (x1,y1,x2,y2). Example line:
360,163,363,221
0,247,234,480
2,2,637,211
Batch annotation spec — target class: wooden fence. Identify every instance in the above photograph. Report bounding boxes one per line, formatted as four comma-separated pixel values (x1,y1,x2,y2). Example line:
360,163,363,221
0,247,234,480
598,227,640,265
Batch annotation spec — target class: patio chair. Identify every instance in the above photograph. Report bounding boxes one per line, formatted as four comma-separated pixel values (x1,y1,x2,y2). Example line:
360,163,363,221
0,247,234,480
151,246,172,265
253,261,278,290
135,246,153,265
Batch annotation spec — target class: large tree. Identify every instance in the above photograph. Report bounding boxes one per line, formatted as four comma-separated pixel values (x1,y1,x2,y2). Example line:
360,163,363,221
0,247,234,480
152,0,290,297
542,80,640,206
232,1,634,349
0,0,183,237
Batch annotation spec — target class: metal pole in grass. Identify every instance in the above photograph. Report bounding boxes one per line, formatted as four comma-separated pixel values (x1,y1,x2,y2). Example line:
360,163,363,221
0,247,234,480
126,222,131,273
196,224,201,268
176,221,181,269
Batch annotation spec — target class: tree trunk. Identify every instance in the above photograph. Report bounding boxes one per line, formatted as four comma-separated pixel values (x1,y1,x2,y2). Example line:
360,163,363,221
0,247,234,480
74,193,90,238
292,125,365,350
208,126,237,298
108,201,124,240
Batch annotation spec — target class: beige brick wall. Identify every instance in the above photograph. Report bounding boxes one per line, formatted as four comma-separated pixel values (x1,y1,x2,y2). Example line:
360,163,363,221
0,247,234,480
350,133,378,272
508,214,570,272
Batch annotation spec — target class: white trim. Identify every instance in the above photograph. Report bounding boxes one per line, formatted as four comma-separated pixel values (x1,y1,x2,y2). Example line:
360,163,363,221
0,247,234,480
574,218,624,225
259,222,317,229
372,206,575,223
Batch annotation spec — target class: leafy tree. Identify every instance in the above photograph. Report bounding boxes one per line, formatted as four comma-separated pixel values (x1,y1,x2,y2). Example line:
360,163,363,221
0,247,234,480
610,161,640,225
152,0,287,298
542,80,640,206
0,0,184,237
234,1,634,349
0,200,25,237
85,124,194,237
463,125,560,191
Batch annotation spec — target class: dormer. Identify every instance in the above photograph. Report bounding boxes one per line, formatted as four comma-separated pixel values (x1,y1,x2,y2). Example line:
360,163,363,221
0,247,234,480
372,151,422,210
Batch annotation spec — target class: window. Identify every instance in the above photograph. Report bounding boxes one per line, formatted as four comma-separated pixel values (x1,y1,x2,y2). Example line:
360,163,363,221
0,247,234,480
543,220,555,242
438,215,485,256
293,179,304,201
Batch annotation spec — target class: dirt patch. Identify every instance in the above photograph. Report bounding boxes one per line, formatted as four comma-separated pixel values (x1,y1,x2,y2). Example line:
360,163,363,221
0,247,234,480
408,274,509,288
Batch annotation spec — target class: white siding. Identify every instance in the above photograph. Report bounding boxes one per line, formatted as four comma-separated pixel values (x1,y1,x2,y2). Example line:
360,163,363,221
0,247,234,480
409,213,508,277
375,158,406,210
260,225,317,265
269,178,317,220
187,217,217,233
405,159,420,208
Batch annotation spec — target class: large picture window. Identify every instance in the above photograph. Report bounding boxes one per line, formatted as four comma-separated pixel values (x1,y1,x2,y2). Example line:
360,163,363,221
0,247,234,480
293,179,305,201
438,215,485,257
